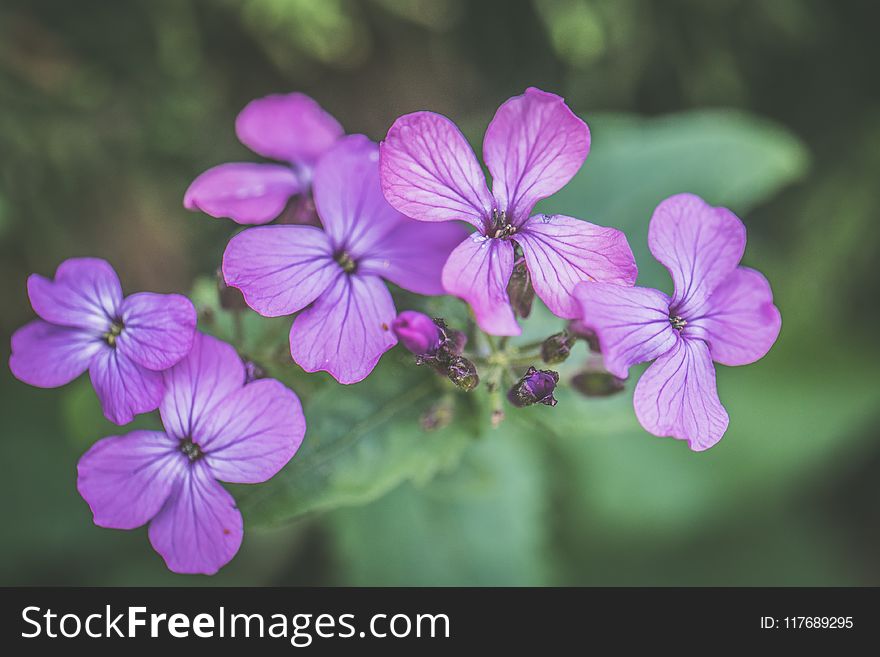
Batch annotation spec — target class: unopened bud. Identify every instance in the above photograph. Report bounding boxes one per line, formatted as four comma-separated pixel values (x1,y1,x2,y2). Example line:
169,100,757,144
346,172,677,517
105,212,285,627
507,260,535,318
446,356,479,391
541,331,576,364
508,366,559,407
392,311,442,356
571,371,626,397
568,319,600,353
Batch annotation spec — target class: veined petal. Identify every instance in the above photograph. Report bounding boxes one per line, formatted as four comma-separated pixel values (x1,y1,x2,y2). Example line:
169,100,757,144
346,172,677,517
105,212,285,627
222,225,337,317
312,135,406,256
483,88,590,223
183,163,302,225
380,111,493,228
77,430,184,530
235,92,343,165
116,293,197,371
290,274,397,384
517,214,637,320
200,379,305,484
688,267,781,367
648,193,746,316
633,338,729,452
148,460,243,575
9,320,102,388
358,219,466,295
160,333,245,441
89,349,165,425
574,282,677,379
27,257,122,331
442,234,519,336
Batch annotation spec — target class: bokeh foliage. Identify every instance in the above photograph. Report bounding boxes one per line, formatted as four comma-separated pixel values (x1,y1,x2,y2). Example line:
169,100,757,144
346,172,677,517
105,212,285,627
1,0,878,585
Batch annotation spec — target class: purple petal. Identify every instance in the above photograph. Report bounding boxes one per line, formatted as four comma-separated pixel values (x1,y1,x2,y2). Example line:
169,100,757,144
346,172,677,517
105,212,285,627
27,257,122,331
483,88,590,223
77,430,184,530
312,135,406,256
222,225,337,317
633,338,729,451
517,214,637,319
688,267,781,367
148,461,243,575
442,234,519,336
573,282,678,379
199,379,305,484
648,194,746,317
235,92,343,165
116,293,196,371
9,320,102,388
90,349,165,425
290,273,397,384
160,333,245,441
183,162,302,226
380,111,494,228
358,218,466,295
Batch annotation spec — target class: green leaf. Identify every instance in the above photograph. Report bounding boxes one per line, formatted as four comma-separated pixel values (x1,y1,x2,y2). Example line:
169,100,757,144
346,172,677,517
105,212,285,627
540,110,809,291
327,418,549,585
237,356,480,527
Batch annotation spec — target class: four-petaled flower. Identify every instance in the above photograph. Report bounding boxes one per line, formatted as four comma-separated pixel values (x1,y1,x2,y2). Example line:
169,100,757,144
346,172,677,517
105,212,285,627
184,93,343,225
222,134,464,384
574,193,782,451
380,87,637,336
9,258,196,424
77,332,306,574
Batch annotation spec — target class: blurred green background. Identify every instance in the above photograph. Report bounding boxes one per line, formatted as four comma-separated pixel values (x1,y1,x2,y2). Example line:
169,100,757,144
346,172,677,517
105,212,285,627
1,0,879,586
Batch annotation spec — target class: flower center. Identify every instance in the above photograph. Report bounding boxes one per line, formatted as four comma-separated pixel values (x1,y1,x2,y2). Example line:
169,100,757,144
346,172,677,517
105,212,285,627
490,209,517,239
669,315,687,331
103,320,124,347
179,438,204,462
334,251,357,274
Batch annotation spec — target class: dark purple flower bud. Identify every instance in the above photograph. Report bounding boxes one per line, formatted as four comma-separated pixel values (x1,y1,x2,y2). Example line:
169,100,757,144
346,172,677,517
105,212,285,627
446,356,479,391
507,259,535,318
571,370,626,397
508,366,559,407
217,268,248,311
392,311,442,356
541,331,576,364
440,324,467,358
568,319,600,353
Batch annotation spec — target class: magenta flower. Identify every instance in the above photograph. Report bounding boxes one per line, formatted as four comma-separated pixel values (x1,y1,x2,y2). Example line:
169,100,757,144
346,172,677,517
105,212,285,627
184,92,343,225
77,332,305,575
379,87,637,336
222,134,464,384
574,194,782,451
9,258,196,425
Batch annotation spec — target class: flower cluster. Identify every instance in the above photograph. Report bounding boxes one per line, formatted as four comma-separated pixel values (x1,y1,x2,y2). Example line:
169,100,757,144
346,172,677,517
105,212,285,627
9,88,781,574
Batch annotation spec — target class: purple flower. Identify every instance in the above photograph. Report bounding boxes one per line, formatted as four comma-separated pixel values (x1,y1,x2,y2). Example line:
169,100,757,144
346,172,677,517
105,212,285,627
574,193,782,451
184,93,343,225
392,310,441,356
77,332,306,575
222,135,464,384
379,87,637,336
9,258,196,425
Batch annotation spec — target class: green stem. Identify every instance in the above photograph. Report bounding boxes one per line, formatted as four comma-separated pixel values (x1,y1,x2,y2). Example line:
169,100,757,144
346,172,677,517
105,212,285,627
232,310,245,347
